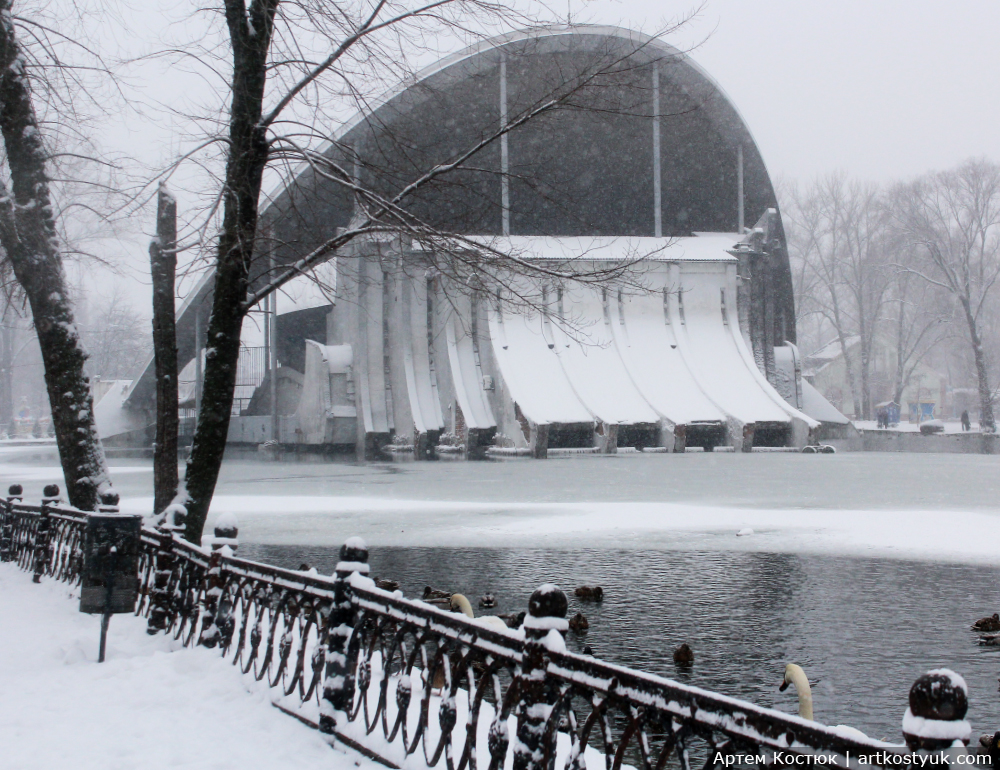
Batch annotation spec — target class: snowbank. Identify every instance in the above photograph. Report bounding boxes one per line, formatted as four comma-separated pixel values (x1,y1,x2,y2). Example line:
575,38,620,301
0,564,381,770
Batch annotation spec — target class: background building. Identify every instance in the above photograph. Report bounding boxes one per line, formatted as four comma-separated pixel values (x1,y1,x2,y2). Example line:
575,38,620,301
101,26,844,456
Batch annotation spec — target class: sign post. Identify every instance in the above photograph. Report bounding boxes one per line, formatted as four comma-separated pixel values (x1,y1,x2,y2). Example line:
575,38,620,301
79,514,142,662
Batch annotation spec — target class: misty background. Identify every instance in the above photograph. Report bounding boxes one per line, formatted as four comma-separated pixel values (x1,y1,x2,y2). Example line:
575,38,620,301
4,0,999,426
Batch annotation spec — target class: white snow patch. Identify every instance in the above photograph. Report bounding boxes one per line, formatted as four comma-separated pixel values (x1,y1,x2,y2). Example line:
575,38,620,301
0,563,383,770
214,510,239,531
901,709,971,742
926,668,968,694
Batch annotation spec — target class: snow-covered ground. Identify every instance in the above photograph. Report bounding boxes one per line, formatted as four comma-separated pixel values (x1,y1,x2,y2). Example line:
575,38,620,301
0,563,380,770
854,420,974,434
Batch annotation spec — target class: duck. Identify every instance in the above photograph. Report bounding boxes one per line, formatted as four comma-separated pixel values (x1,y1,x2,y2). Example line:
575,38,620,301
479,594,497,609
673,643,694,666
422,586,452,608
978,732,1000,765
979,633,1000,646
375,578,400,592
575,586,603,602
973,613,1000,632
568,612,589,633
779,663,814,721
497,611,526,629
450,594,510,633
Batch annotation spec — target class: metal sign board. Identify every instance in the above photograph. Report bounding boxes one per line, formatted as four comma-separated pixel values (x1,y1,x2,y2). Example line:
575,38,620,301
79,514,142,615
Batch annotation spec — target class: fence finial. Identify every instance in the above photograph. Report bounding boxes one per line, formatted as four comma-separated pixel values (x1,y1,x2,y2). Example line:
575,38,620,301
212,512,239,553
902,669,971,752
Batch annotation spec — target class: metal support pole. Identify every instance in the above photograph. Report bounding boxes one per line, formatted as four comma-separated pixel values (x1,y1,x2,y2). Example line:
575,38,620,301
737,144,745,234
98,611,111,662
194,309,203,421
269,250,279,443
653,61,662,238
500,53,510,236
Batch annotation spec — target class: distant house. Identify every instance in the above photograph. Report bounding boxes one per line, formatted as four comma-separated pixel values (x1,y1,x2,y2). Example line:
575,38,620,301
802,336,947,421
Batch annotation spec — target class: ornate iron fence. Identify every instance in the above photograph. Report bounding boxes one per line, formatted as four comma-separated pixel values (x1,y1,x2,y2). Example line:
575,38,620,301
0,484,977,769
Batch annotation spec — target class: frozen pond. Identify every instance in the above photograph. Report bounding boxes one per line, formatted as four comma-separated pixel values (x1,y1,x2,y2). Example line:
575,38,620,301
6,444,1000,739
240,543,1000,743
4,445,1000,512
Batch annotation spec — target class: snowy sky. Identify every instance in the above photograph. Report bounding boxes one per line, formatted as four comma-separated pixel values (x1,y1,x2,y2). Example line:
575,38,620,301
69,0,1000,314
588,0,1000,183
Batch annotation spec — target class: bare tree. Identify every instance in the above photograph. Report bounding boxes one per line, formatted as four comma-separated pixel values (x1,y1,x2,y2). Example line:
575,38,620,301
146,0,697,542
149,184,179,517
885,261,950,405
893,158,1000,431
0,0,119,508
783,174,892,418
79,286,151,382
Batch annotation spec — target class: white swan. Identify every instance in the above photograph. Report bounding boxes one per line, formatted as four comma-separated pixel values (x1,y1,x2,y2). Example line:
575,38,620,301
450,594,511,632
780,663,814,720
780,663,872,741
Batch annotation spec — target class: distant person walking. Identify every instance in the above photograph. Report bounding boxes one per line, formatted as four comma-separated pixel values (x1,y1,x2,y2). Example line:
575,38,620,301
961,410,972,431
876,406,888,429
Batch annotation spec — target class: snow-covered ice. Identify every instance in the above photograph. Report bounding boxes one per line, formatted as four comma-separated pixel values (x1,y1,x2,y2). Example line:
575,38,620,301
0,563,381,770
110,493,1000,565
6,448,1000,564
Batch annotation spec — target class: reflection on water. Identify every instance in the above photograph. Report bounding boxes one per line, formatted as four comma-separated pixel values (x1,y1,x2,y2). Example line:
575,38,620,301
239,544,1000,740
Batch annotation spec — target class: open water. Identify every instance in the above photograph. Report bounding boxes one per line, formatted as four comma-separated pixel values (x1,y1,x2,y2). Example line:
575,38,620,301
240,543,1000,743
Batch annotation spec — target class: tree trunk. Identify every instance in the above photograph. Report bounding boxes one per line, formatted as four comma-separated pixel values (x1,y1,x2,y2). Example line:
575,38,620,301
0,315,12,432
182,0,279,542
0,2,111,509
150,184,179,515
961,298,995,431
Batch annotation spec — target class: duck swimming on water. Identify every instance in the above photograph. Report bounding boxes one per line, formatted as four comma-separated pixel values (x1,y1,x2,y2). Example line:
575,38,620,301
973,613,1000,632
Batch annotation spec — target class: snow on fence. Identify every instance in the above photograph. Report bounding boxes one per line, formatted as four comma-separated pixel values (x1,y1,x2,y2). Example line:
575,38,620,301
0,485,975,770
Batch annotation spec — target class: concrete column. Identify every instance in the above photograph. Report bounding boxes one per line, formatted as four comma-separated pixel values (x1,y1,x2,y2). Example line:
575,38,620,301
600,422,618,454
531,423,548,459
672,423,687,453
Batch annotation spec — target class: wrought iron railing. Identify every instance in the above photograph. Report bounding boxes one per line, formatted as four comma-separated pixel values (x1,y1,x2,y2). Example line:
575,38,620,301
0,484,977,769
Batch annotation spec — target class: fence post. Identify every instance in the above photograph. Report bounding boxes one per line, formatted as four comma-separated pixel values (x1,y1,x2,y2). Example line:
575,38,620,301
198,514,239,649
319,537,369,738
513,584,569,770
32,484,59,583
0,483,20,562
146,506,185,635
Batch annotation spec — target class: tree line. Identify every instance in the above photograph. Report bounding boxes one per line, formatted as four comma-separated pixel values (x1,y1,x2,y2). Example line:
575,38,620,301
782,158,1000,428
